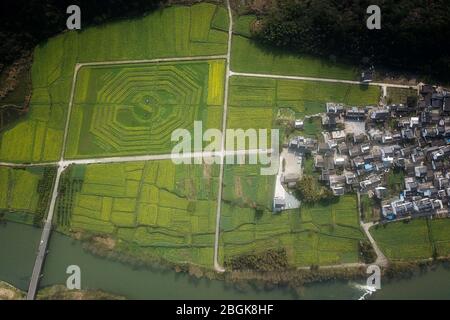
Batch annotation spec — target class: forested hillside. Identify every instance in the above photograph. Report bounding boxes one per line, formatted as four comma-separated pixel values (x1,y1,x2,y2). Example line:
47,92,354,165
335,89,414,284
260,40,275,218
254,0,450,81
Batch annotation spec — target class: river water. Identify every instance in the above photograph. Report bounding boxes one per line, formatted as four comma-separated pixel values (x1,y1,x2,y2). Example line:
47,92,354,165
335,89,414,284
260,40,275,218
1,222,449,299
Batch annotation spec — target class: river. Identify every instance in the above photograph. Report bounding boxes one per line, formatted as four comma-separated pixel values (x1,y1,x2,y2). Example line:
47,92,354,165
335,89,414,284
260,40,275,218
1,222,449,299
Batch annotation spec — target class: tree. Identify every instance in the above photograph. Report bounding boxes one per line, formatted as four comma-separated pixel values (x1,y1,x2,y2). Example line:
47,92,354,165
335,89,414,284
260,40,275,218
296,175,334,203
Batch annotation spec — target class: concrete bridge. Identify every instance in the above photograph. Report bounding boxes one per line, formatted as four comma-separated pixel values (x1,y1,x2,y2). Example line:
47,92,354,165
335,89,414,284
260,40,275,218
26,166,63,300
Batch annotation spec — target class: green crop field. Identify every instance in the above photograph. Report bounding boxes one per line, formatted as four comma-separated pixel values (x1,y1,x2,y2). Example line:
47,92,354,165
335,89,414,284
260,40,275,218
0,166,56,225
222,164,276,210
230,15,358,80
301,117,322,138
386,87,417,104
66,59,225,158
429,219,450,258
226,76,380,149
0,3,228,163
234,15,256,37
229,76,380,115
55,160,220,268
219,164,364,267
370,219,434,261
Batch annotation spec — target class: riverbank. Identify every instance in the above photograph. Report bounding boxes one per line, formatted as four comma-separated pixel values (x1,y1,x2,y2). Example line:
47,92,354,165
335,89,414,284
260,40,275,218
0,281,124,300
0,281,25,300
3,221,450,300
78,228,450,298
37,285,125,300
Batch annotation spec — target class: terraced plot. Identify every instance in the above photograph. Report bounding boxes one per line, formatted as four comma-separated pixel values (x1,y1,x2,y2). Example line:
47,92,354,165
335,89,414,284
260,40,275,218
55,160,220,268
0,3,228,163
219,164,364,267
0,166,56,225
66,59,225,158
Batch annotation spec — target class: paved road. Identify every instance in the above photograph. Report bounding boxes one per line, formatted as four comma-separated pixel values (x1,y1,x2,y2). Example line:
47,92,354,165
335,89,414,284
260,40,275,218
63,149,270,166
231,71,417,89
213,0,233,273
361,222,388,267
0,149,270,168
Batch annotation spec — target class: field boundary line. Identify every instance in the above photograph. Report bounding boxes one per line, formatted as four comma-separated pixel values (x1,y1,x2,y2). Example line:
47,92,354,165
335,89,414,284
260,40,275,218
0,162,58,167
79,55,227,68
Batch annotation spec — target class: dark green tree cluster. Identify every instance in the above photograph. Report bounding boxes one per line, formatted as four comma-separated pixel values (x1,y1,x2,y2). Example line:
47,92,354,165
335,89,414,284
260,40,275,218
295,175,334,204
34,166,57,227
358,240,377,264
256,0,450,81
226,249,289,271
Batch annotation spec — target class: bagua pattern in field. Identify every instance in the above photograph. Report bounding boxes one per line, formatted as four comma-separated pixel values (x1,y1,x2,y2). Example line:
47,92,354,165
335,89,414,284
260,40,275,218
66,60,225,158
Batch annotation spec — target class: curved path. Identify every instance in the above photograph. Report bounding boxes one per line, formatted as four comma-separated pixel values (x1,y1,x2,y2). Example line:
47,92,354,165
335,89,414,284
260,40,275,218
357,192,388,268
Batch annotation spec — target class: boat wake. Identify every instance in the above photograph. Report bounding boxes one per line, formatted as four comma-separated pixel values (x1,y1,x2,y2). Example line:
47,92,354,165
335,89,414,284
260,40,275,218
351,283,378,300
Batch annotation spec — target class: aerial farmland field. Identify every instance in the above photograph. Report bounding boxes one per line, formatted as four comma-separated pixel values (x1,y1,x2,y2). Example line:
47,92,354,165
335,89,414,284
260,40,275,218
0,165,56,225
0,3,229,163
3,0,449,302
219,164,365,267
66,59,225,158
371,218,450,261
55,160,220,268
226,75,380,149
370,220,434,261
0,1,381,273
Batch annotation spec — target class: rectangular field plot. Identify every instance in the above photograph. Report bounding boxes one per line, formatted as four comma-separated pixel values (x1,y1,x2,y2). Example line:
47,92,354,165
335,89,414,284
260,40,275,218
219,165,365,267
55,160,220,268
66,59,225,158
225,76,380,149
386,87,417,104
0,165,56,225
430,219,450,258
370,219,434,261
0,3,228,163
229,76,380,114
